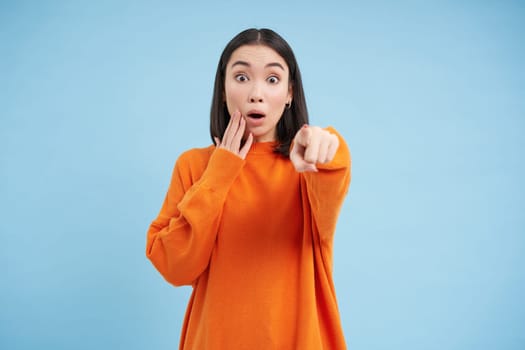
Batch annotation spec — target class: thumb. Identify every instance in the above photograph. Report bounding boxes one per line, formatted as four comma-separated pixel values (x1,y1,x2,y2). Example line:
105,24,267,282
290,140,318,173
294,124,312,147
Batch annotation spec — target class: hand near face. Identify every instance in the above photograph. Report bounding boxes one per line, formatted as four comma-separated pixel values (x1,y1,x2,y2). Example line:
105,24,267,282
290,125,339,172
214,110,254,160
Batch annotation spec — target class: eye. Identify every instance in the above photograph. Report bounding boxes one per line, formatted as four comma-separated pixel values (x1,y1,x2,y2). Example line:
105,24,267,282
267,76,280,84
235,74,249,82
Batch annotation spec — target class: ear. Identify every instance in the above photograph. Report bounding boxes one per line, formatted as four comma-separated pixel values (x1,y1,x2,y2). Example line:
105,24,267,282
287,82,293,103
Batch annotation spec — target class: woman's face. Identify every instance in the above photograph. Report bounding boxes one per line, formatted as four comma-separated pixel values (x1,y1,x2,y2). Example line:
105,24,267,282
224,44,292,142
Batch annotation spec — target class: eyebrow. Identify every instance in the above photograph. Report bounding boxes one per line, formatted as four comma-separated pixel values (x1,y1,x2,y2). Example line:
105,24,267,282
230,60,285,71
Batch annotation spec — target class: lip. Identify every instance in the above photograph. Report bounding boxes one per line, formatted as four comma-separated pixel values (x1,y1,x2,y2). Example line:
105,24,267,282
246,109,266,118
245,109,266,127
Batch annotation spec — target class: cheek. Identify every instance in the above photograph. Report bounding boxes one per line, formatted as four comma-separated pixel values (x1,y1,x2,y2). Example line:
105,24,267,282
224,84,244,107
268,87,289,104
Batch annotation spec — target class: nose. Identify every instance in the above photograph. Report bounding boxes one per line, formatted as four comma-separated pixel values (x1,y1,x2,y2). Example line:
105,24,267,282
249,83,263,103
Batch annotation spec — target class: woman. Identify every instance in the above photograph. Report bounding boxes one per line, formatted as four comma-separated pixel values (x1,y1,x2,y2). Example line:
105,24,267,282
146,28,351,349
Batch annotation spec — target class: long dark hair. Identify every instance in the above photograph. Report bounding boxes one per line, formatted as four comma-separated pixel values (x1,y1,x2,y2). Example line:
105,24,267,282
210,28,309,157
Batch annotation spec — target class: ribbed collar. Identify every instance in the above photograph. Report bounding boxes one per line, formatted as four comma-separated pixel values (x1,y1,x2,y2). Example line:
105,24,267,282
248,141,279,154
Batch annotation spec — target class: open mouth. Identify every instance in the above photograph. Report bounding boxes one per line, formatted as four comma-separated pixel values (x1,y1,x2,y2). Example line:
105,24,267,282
247,113,265,119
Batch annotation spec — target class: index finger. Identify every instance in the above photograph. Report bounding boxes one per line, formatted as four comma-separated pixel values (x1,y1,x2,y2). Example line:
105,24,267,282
222,110,241,145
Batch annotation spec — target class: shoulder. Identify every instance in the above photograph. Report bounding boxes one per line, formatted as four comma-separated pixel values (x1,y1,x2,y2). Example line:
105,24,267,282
177,145,215,166
173,145,215,180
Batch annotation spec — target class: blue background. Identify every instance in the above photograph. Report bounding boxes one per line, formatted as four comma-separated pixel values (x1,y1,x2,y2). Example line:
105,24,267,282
1,0,524,349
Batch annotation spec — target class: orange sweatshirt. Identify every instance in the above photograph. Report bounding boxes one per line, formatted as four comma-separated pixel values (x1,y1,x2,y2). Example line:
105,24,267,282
146,127,351,349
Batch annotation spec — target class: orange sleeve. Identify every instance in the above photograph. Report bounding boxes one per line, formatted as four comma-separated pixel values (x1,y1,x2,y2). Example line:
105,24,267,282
146,148,245,286
302,127,351,244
